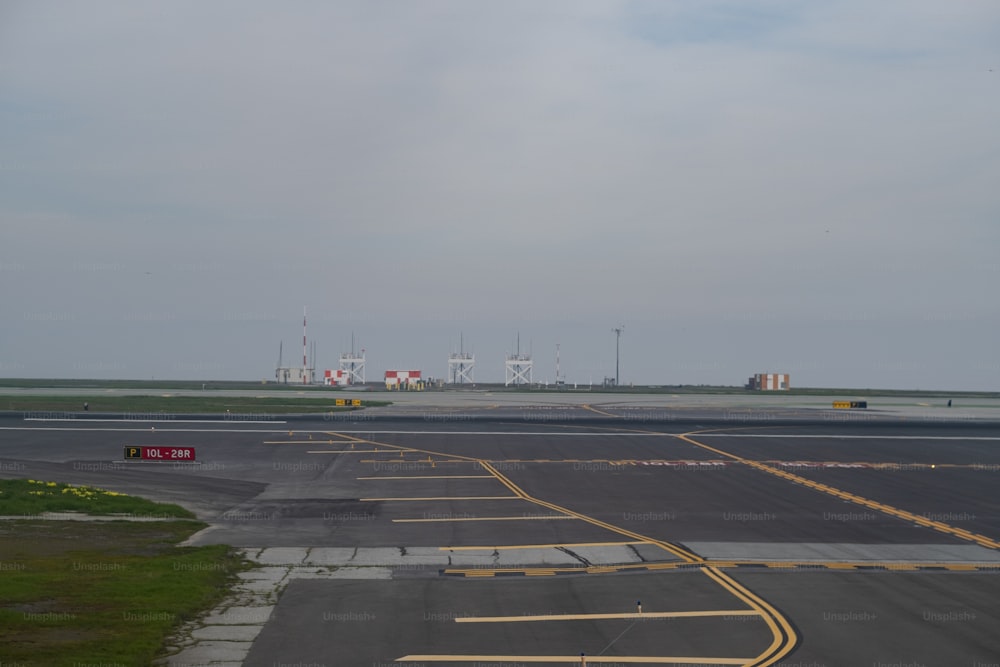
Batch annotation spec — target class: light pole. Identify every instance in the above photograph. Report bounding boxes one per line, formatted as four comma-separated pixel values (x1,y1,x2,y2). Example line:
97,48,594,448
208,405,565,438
612,325,624,386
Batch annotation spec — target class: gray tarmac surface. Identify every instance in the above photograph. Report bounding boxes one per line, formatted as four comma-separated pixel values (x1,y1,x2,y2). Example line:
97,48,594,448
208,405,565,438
244,573,774,667
731,571,1000,667
2,395,1000,665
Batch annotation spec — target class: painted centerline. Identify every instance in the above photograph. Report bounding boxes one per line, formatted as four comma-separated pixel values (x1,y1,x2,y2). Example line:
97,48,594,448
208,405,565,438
456,610,759,623
361,496,521,502
396,656,752,664
357,475,494,480
442,541,649,551
394,516,576,523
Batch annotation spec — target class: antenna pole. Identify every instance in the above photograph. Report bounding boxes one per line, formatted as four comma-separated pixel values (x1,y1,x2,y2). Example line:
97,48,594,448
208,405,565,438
613,325,625,386
556,343,561,384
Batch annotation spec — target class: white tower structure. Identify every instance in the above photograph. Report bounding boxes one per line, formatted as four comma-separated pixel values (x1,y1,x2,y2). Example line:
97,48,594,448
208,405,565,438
504,333,533,387
448,334,475,384
339,334,366,385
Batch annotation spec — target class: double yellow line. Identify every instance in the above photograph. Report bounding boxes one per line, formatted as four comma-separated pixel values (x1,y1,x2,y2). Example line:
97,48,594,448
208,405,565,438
478,459,797,667
336,430,799,667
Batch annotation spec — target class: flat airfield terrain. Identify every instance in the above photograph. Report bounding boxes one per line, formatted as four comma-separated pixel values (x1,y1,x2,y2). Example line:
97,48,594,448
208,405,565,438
2,393,999,666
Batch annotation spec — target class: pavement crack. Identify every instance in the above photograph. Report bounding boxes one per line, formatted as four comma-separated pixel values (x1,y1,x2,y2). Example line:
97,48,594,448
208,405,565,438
626,543,647,563
556,546,592,567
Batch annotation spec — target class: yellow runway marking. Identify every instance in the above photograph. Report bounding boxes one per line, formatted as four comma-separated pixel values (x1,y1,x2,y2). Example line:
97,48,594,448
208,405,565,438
478,461,701,564
456,610,759,623
443,560,1000,576
306,450,387,454
442,541,649,551
322,431,372,440
394,516,576,523
396,656,752,664
357,475,494,480
359,458,469,464
347,428,798,667
677,431,1000,551
361,496,520,502
472,455,798,665
263,440,358,444
700,567,795,667
581,404,618,417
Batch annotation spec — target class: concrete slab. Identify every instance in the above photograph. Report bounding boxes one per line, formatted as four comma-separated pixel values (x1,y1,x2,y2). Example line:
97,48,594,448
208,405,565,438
568,544,644,565
439,546,589,567
242,543,681,570
237,578,290,594
344,546,450,566
295,566,394,580
202,606,274,625
255,547,307,565
632,542,682,562
301,546,358,564
190,625,264,641
236,566,289,583
162,640,255,665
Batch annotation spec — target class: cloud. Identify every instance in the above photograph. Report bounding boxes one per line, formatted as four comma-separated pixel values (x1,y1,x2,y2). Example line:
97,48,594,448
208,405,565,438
1,0,998,387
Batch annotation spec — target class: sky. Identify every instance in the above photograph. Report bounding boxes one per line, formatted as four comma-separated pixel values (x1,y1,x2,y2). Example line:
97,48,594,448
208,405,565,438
1,1,998,390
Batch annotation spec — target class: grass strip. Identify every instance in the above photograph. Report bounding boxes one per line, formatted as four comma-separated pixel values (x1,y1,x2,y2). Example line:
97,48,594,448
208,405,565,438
1,394,388,414
0,479,193,518
0,520,248,666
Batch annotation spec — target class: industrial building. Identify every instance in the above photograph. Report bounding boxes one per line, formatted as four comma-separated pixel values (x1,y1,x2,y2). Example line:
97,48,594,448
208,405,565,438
748,373,790,391
323,369,349,386
385,370,423,390
320,347,366,387
276,367,315,385
275,307,315,385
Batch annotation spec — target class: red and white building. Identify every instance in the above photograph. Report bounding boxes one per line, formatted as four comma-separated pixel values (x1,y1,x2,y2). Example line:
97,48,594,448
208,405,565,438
385,370,422,389
324,369,350,386
751,373,790,391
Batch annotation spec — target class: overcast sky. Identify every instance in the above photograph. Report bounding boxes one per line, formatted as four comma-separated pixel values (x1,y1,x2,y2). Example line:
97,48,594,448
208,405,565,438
2,1,998,390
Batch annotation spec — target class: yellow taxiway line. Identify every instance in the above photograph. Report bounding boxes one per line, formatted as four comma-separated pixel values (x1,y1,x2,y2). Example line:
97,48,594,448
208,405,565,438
396,656,752,664
677,431,1000,551
361,496,521,502
581,404,619,417
394,515,576,523
336,428,799,667
357,475,494,480
441,540,650,551
306,450,389,454
456,609,760,623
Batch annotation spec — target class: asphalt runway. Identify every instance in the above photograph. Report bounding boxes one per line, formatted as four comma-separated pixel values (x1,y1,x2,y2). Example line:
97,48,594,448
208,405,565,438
2,408,1000,666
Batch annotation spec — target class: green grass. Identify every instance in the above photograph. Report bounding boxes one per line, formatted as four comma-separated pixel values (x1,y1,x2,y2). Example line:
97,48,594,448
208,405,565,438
0,479,193,518
0,519,248,666
0,377,339,391
0,394,390,414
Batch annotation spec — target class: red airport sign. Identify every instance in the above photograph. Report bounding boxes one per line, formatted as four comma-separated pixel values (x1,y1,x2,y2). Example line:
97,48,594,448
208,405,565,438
124,446,196,461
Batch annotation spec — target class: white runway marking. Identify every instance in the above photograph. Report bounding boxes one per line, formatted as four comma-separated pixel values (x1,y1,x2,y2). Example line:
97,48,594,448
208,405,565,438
23,418,287,424
2,426,998,441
